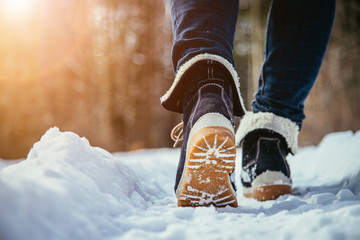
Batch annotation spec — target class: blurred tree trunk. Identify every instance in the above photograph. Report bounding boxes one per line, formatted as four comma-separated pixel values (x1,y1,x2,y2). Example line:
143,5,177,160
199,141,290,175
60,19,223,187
98,0,177,151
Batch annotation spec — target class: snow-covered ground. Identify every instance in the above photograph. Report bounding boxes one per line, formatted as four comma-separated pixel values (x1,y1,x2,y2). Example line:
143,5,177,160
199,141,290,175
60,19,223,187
0,127,360,240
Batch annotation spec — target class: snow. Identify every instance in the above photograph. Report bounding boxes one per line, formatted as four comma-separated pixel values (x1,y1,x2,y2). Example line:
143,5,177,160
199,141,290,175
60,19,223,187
0,128,360,240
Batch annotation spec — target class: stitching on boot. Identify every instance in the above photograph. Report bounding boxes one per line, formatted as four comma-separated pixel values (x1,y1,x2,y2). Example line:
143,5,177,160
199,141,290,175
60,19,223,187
207,59,209,78
221,87,234,128
257,137,290,175
275,139,290,174
256,137,279,164
188,90,201,127
189,82,232,127
189,83,218,126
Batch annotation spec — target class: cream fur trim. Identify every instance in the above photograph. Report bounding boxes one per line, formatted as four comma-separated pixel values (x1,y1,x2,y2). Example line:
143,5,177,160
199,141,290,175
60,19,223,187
160,53,246,115
236,112,299,153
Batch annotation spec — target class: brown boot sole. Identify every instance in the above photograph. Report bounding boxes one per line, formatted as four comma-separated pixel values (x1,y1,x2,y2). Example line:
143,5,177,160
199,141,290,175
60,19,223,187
244,185,292,201
177,127,238,207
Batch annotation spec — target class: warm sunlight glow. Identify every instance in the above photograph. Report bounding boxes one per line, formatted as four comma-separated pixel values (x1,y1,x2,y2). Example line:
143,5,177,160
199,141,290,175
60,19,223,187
2,0,33,18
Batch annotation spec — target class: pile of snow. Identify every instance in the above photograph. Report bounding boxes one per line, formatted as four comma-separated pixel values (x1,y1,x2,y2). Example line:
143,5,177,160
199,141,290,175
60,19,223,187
0,128,359,240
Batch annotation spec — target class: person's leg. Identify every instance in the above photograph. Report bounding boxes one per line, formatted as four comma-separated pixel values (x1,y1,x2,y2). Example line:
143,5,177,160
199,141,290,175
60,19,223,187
161,0,245,117
161,0,246,207
237,0,335,200
253,0,336,126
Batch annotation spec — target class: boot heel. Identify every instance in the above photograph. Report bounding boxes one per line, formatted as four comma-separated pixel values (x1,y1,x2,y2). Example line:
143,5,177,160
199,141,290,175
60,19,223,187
177,114,237,207
250,171,292,201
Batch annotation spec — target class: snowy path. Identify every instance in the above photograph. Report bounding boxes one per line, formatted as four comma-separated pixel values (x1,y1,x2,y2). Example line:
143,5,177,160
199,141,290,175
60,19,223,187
0,128,360,240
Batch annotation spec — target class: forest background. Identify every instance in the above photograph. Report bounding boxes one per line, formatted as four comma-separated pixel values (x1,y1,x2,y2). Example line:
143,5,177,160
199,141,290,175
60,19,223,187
0,0,359,159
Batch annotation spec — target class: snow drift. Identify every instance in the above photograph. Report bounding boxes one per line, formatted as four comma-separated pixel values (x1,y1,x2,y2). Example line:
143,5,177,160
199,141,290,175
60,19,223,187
0,127,359,240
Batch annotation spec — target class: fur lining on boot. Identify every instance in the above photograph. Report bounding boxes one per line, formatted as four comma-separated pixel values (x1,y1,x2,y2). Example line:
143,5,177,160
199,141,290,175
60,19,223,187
160,53,247,116
236,112,299,154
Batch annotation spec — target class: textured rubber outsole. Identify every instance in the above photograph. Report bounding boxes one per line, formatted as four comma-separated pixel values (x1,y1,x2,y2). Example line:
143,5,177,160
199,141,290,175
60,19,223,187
177,127,237,207
243,185,292,201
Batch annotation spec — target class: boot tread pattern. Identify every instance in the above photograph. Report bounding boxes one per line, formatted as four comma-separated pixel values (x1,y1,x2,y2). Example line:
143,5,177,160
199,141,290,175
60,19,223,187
177,127,237,207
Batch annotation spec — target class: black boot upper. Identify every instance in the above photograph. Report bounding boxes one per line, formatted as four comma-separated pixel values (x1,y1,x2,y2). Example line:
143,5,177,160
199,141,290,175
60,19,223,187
174,61,235,192
241,129,291,189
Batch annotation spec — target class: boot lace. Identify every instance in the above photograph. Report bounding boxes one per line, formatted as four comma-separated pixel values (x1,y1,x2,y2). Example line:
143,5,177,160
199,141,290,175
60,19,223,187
170,121,184,147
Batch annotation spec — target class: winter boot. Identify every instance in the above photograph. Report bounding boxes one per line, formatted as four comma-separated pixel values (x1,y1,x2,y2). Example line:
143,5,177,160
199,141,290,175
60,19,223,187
236,112,299,201
161,55,247,207
172,77,237,207
163,56,246,207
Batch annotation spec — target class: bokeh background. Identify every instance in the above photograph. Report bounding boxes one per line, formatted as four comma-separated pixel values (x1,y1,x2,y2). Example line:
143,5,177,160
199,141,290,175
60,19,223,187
0,0,359,159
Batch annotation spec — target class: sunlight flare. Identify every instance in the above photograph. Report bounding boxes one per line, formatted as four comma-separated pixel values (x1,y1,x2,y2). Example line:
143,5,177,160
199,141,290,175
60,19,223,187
2,0,33,18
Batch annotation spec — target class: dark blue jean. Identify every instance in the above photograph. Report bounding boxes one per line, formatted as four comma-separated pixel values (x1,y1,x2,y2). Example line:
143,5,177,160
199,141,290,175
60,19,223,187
170,0,335,127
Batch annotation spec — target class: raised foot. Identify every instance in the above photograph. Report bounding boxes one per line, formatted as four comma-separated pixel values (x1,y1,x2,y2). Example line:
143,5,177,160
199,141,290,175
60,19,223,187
177,127,237,207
